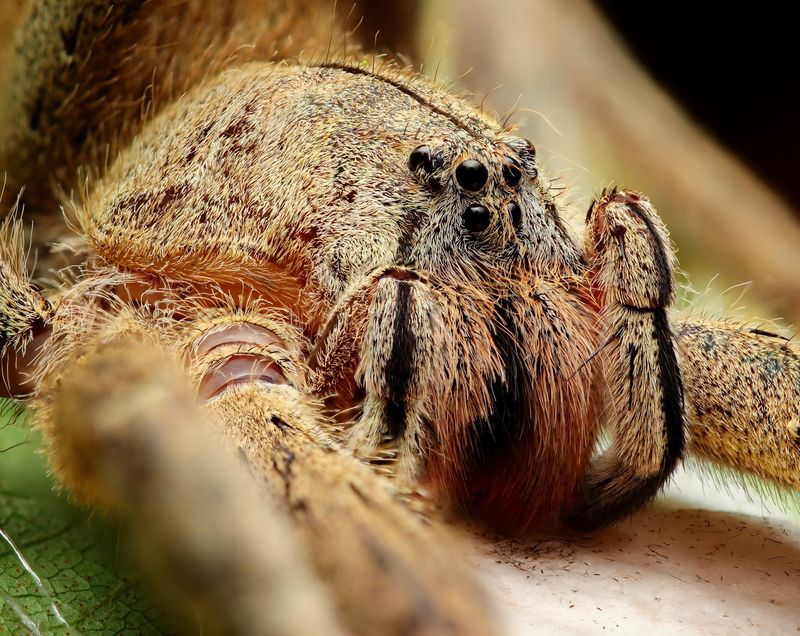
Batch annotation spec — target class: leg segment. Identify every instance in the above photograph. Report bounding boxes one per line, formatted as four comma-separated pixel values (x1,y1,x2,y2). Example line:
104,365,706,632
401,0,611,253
566,189,686,530
46,339,344,636
678,318,800,492
201,370,499,636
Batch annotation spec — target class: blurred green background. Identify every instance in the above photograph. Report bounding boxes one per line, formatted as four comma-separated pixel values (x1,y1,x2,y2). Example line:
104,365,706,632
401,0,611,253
0,406,176,634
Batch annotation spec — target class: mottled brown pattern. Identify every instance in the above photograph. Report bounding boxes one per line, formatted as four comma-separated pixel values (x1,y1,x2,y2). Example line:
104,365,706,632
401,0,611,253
679,321,800,491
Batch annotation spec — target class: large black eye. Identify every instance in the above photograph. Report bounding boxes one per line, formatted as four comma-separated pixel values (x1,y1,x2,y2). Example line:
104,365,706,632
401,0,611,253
462,204,491,233
502,157,523,187
507,202,522,228
455,159,488,191
409,145,433,173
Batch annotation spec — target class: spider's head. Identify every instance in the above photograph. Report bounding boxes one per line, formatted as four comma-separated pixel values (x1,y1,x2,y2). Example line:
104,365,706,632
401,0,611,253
294,64,585,298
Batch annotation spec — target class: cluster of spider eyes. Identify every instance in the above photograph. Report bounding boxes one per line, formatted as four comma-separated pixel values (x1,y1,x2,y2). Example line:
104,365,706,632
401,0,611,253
408,144,531,233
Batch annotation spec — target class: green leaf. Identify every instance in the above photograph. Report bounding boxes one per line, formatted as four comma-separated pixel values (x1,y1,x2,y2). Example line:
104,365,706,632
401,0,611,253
0,402,180,635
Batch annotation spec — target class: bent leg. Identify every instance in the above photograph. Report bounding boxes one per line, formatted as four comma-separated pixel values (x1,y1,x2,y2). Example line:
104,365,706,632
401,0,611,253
565,189,686,531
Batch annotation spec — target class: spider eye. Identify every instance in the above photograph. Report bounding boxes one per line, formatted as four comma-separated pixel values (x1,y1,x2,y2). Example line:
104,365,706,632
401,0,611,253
409,145,444,192
455,159,488,192
408,145,433,173
502,157,523,187
462,204,491,233
507,201,522,228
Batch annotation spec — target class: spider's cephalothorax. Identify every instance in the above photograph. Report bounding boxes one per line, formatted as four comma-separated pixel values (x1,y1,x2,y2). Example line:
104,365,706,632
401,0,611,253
2,1,799,634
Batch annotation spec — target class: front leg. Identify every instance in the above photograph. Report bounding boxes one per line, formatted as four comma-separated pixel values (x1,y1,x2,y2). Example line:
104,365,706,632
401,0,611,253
566,189,686,530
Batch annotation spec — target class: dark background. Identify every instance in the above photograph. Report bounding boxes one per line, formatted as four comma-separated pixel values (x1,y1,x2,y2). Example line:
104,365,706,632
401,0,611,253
596,2,799,210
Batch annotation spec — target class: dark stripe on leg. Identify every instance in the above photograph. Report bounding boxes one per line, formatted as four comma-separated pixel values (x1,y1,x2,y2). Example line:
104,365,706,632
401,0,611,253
472,298,530,465
383,282,414,439
566,308,686,531
653,308,686,461
625,201,674,307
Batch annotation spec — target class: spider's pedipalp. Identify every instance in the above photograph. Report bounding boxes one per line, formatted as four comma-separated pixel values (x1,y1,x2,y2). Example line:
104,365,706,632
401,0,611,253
678,319,800,496
349,274,434,482
348,271,503,485
566,189,687,531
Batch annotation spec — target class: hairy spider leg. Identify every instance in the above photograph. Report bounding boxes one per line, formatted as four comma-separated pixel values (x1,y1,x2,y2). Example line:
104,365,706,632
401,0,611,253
566,189,686,530
678,319,800,493
46,339,345,636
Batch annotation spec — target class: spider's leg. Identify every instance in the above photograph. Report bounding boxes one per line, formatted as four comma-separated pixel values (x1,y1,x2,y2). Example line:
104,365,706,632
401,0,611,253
192,315,498,636
0,215,52,397
45,337,345,636
565,189,686,531
677,319,800,492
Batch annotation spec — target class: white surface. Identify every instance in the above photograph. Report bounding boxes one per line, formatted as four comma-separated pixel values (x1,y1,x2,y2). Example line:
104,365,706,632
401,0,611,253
470,467,800,635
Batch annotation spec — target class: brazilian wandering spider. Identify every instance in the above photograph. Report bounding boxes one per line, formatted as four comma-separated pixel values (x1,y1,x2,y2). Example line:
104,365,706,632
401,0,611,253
1,1,798,633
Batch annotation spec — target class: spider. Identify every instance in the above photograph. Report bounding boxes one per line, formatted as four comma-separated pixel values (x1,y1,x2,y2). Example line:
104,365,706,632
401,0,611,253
1,1,798,634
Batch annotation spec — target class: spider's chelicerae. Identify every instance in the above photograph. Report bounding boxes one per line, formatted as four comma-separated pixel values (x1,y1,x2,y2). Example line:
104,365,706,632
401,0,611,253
1,1,798,634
